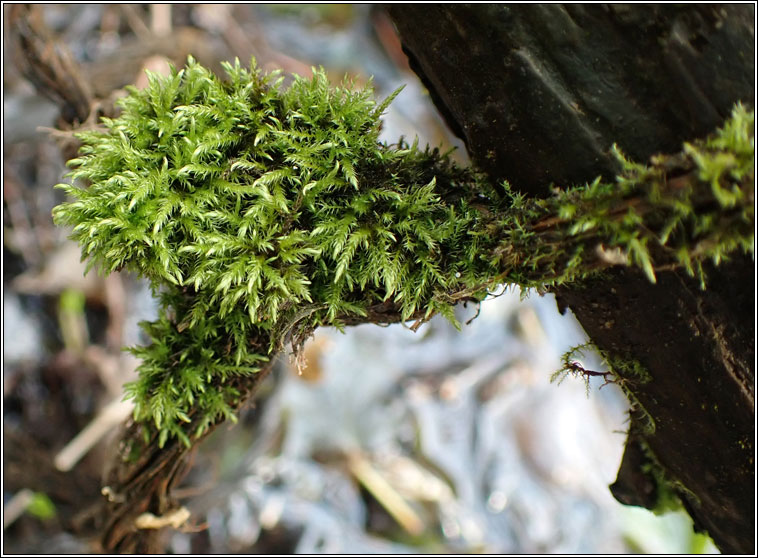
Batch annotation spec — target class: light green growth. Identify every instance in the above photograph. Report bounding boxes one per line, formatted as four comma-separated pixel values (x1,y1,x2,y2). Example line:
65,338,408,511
605,352,652,385
684,103,754,209
495,102,754,290
551,342,598,393
553,342,656,434
57,288,88,354
52,58,753,445
639,439,701,516
59,288,86,313
26,492,57,521
552,343,651,389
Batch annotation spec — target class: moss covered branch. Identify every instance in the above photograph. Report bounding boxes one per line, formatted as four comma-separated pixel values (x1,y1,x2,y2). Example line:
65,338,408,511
53,57,754,449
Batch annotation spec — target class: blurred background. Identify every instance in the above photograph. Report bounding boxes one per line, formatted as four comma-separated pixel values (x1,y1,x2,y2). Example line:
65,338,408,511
3,4,718,554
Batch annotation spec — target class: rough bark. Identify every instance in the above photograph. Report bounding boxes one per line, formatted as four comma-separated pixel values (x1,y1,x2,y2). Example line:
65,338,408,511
386,4,754,554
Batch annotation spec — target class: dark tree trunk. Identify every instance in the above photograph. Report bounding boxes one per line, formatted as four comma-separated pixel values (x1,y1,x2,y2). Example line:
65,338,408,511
386,4,755,554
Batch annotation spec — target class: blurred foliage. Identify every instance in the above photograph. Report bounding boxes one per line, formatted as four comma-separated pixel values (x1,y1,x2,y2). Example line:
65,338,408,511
262,4,356,28
26,492,57,521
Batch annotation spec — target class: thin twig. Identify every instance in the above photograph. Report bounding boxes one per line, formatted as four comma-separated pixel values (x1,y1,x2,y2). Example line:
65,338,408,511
54,398,135,472
8,4,93,126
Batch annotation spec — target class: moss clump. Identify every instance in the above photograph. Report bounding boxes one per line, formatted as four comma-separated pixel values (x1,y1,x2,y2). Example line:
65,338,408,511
53,57,499,443
53,57,496,327
53,57,754,445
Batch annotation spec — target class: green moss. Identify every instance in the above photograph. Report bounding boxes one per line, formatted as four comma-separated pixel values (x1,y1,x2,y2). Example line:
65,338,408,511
52,58,754,445
553,342,656,434
637,439,703,516
553,343,651,388
494,104,754,290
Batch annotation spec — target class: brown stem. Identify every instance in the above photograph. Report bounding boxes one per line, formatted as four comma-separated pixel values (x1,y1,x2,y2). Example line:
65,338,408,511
99,363,275,552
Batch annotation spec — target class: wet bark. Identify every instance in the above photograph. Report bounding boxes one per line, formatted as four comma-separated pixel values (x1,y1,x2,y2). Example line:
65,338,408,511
386,4,754,554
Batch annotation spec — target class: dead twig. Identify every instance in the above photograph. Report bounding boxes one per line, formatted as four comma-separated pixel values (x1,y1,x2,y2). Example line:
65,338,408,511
8,4,93,127
99,362,275,553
